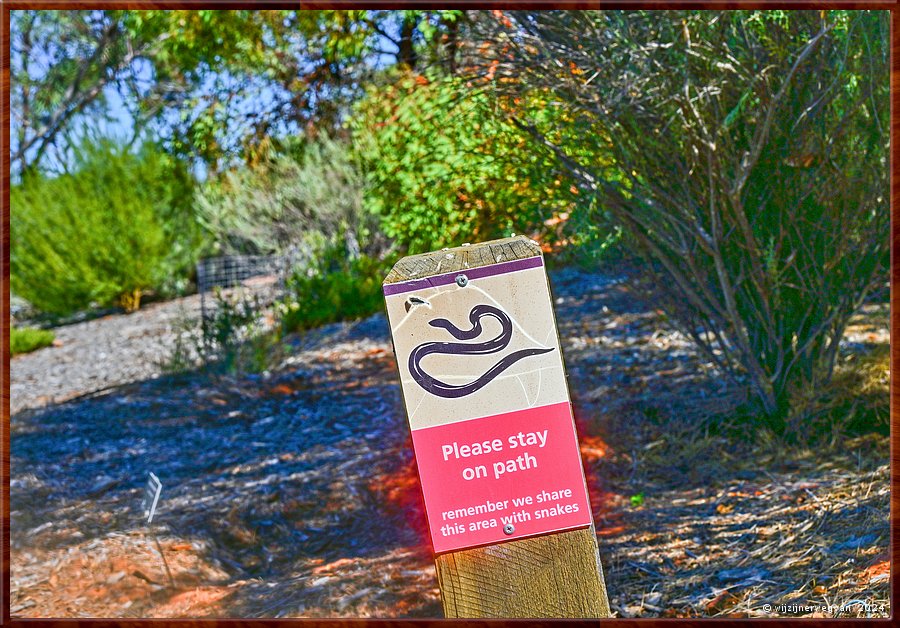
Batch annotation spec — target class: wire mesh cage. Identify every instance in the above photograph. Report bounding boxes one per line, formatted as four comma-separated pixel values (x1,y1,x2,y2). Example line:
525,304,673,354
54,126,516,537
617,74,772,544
195,254,287,324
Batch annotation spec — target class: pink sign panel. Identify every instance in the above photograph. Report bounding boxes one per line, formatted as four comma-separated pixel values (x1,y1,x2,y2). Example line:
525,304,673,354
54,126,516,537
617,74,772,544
412,402,591,553
384,241,592,554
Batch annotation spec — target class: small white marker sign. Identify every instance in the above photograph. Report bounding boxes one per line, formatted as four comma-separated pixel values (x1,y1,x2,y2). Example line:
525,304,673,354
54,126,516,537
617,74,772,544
142,472,162,524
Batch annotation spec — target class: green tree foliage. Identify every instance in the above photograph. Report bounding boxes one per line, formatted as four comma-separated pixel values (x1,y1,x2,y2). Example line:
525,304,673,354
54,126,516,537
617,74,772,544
268,10,464,112
10,10,280,173
352,70,587,254
11,10,466,174
11,140,201,314
480,10,889,424
155,9,465,168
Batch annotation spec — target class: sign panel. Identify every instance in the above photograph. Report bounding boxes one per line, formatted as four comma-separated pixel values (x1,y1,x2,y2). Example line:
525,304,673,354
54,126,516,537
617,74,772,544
384,245,592,554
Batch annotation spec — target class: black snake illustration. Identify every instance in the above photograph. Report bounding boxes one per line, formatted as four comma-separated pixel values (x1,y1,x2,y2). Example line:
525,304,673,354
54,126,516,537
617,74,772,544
409,304,554,399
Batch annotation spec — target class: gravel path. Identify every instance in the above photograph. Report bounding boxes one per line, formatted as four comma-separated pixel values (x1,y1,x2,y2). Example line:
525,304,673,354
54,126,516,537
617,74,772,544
11,295,202,415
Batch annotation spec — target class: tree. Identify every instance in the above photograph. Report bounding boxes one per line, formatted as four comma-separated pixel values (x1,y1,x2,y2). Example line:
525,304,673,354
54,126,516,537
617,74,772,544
10,9,283,174
155,9,466,168
10,10,466,174
476,10,889,425
11,10,135,174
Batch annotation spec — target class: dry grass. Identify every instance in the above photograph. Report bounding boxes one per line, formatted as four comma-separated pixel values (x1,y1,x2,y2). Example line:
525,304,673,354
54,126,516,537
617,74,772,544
591,431,889,618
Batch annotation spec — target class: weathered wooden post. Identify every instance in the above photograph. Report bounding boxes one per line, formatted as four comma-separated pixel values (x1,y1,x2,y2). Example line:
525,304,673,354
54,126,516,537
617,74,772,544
383,235,610,618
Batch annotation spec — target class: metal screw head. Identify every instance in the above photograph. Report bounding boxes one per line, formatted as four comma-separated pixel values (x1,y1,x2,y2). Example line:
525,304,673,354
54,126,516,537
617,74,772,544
455,274,469,288
503,523,515,535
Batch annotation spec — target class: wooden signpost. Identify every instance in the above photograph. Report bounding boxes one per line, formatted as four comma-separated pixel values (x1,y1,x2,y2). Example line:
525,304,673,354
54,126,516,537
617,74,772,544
383,236,610,618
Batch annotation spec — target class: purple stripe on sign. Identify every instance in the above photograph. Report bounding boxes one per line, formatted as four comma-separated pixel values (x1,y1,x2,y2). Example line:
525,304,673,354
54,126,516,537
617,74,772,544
383,255,544,296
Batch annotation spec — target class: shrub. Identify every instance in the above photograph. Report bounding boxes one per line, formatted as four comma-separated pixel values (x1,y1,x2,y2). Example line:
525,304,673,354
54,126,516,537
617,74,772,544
161,290,282,376
280,252,388,333
195,135,384,263
10,327,55,356
200,288,265,362
350,71,598,255
485,11,889,425
11,139,202,314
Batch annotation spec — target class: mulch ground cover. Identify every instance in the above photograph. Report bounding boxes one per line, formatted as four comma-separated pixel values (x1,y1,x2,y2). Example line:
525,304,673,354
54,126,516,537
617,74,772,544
10,267,890,618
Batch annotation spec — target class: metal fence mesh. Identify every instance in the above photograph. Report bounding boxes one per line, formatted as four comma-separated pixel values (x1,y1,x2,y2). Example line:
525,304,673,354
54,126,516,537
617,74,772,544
196,255,288,323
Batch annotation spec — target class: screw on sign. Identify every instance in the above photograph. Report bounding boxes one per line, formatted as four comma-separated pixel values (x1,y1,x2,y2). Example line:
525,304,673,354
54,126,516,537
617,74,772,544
383,236,611,618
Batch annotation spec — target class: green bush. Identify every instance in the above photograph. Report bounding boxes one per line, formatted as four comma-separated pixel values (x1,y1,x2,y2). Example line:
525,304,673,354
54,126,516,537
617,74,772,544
10,327,55,356
280,252,388,333
11,139,202,315
351,71,596,255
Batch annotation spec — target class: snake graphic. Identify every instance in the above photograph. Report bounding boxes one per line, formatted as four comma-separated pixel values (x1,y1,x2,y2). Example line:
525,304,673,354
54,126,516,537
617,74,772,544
409,303,554,399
